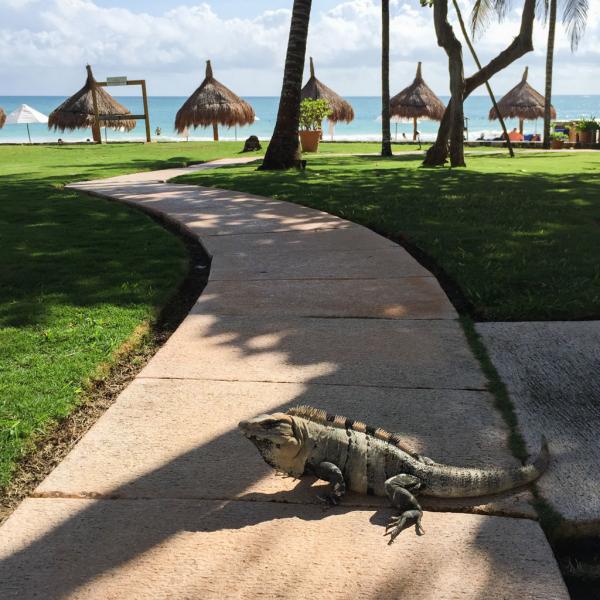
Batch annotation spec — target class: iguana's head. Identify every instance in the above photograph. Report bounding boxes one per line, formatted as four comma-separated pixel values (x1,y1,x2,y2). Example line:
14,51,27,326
239,413,304,474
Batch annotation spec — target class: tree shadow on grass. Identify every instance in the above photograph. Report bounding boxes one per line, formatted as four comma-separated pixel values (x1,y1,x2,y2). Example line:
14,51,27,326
0,163,572,597
187,154,600,320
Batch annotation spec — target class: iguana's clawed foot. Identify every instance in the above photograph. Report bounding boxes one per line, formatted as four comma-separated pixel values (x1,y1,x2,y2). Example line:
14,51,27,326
384,510,424,544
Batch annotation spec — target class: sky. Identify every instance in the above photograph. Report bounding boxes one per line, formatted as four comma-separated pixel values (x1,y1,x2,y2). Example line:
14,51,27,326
1,0,599,97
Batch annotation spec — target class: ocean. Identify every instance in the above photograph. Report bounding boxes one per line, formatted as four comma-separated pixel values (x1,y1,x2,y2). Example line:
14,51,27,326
1,95,599,144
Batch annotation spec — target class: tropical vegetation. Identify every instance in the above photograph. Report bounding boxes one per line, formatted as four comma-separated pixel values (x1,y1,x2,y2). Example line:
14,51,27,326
299,98,332,131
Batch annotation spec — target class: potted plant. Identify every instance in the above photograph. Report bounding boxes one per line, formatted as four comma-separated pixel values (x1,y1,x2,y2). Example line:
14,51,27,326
576,117,598,145
299,98,332,152
549,132,567,149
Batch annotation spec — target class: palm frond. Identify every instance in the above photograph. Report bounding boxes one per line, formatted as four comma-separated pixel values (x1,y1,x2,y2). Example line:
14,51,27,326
471,0,496,36
562,0,589,51
536,0,549,23
470,0,512,36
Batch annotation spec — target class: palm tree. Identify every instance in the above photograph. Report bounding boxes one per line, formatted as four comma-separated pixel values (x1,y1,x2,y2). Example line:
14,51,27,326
542,0,588,148
471,0,588,148
381,0,392,157
261,0,313,170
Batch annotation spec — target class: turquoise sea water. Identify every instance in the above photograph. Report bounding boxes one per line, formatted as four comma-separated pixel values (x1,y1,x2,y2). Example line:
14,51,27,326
1,95,599,144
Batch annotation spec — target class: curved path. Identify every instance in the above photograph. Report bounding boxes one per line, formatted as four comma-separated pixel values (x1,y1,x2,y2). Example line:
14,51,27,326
0,159,567,598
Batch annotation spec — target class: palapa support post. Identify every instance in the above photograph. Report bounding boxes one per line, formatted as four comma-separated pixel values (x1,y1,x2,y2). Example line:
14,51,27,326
212,123,219,142
140,79,152,143
413,117,418,141
89,66,103,144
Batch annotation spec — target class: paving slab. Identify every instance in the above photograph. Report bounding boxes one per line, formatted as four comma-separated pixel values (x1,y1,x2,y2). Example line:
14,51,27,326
0,498,568,600
478,321,600,530
36,379,534,515
195,278,456,319
139,314,487,390
209,247,430,280
73,183,352,237
69,157,261,187
200,226,396,255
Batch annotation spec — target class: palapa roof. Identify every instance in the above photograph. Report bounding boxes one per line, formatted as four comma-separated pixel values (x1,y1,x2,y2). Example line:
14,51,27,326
390,62,446,121
0,107,6,129
301,57,354,124
48,65,136,132
175,60,255,133
490,67,556,121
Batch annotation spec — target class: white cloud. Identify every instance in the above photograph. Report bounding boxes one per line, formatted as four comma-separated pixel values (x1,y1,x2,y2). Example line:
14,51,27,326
0,0,599,95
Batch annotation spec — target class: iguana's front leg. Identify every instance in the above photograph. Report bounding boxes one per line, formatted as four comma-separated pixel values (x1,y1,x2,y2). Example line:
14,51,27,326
310,462,346,506
384,474,424,544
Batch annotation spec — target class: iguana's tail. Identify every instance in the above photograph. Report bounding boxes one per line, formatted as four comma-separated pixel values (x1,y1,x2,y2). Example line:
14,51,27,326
422,436,549,498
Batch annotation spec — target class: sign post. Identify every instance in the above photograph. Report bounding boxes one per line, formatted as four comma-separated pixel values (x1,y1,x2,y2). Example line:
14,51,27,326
93,76,152,144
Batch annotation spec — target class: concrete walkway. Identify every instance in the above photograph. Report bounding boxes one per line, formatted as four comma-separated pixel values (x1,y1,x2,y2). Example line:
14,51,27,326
478,321,600,535
0,159,568,599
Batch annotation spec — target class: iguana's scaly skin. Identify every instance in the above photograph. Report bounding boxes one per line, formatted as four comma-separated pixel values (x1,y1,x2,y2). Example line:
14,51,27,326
239,406,549,543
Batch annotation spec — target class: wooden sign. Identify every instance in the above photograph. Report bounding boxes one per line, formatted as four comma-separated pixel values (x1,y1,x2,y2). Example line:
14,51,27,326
106,76,128,86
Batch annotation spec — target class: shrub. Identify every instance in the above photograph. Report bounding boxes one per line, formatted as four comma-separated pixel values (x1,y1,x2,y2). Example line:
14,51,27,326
299,99,332,131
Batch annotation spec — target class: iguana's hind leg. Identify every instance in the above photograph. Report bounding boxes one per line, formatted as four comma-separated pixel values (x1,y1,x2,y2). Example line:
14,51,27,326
311,462,346,506
384,474,424,544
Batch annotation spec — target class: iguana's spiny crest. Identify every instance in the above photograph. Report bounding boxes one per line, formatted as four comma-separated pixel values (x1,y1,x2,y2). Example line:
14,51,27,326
287,405,415,453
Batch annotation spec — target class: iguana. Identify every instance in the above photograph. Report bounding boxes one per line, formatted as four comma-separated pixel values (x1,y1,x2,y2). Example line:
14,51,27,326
239,406,549,543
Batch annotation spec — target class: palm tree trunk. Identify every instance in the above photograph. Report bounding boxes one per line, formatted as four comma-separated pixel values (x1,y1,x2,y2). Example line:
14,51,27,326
451,0,514,158
423,0,465,167
543,0,557,149
260,0,312,170
381,0,392,157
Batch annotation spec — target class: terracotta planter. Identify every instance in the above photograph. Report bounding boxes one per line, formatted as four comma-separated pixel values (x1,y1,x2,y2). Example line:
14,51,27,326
299,130,322,153
577,130,595,145
568,128,577,143
550,140,564,150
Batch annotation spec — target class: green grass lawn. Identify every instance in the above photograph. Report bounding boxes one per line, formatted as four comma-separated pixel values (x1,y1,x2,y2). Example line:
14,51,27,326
0,141,259,489
176,151,600,321
317,141,426,154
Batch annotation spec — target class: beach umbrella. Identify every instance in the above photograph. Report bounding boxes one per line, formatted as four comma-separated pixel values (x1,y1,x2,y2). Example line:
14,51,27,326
0,107,6,129
5,104,49,143
175,60,255,142
48,65,136,143
490,67,556,134
390,62,445,141
301,57,355,126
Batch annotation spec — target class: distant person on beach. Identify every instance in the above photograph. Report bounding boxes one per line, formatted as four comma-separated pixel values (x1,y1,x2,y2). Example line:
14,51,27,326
508,128,524,142
155,127,162,136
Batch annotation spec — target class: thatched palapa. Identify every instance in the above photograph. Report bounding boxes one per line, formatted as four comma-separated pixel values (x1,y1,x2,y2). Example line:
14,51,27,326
0,107,6,129
490,67,556,133
48,65,136,142
301,57,354,124
390,62,445,140
175,60,255,141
